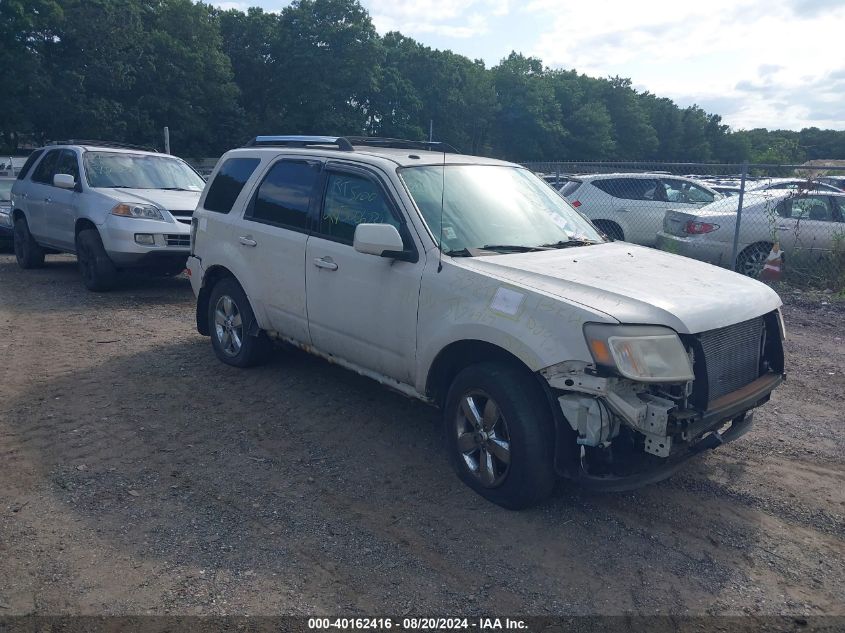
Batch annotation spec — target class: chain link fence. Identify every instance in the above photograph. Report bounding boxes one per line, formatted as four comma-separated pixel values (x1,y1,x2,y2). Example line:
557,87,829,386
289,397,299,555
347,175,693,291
523,161,845,290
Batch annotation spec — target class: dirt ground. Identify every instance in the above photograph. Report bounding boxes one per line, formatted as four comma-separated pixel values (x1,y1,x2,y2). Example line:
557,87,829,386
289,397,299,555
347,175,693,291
1,253,843,618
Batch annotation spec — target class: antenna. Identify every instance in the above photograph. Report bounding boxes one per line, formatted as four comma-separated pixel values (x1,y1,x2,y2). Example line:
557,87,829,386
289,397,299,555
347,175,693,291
437,141,446,273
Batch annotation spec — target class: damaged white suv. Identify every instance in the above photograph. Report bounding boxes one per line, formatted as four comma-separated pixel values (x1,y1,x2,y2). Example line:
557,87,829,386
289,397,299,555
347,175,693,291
188,136,785,509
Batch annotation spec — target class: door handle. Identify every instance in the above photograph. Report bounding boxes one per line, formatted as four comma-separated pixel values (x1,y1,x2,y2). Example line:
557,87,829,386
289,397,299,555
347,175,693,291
775,225,792,231
238,235,257,247
615,208,628,212
313,256,338,271
44,197,52,203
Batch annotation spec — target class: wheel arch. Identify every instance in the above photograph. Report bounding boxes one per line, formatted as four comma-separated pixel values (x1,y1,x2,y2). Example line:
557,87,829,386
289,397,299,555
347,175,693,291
425,339,542,408
196,265,240,336
74,218,98,238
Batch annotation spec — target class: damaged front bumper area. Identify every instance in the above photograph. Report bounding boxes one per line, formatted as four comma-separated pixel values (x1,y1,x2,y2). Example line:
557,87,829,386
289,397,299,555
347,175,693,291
541,362,784,492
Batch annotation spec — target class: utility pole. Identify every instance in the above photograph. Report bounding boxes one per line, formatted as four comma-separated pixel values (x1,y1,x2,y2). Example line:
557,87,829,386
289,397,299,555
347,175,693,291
163,127,171,154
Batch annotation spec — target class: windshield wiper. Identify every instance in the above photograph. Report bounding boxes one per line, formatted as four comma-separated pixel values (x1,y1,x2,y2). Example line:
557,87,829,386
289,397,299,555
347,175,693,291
540,239,601,249
158,187,197,191
480,244,552,253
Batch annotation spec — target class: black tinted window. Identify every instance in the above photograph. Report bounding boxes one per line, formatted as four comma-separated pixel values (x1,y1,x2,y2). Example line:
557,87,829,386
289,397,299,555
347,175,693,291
56,150,80,182
17,150,44,180
249,160,320,229
204,157,260,213
31,150,61,184
319,172,399,242
592,178,660,201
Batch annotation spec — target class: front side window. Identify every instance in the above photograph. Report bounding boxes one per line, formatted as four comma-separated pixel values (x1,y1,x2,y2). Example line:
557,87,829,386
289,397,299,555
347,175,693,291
56,150,80,183
83,152,205,191
248,160,320,229
400,165,603,254
204,157,261,213
31,149,61,184
318,172,399,242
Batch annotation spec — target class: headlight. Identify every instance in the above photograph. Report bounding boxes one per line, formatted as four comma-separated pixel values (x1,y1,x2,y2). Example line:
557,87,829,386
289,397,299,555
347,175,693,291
583,323,694,383
111,202,165,221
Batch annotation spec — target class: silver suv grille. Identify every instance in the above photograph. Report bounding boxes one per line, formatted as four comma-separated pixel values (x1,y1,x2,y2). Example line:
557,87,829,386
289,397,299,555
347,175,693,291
171,210,194,225
165,234,190,247
697,317,765,403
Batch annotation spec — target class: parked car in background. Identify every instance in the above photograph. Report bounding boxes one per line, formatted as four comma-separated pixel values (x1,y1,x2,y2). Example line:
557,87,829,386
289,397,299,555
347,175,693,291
818,176,845,190
656,191,845,276
10,141,204,290
0,177,14,245
747,178,843,193
560,173,722,245
188,135,784,509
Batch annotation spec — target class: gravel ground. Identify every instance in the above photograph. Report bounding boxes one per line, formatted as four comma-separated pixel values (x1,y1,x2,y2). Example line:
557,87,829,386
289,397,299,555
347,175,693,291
0,253,843,618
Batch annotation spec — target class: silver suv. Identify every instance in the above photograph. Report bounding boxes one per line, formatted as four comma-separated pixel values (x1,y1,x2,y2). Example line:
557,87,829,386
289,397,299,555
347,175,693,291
10,141,204,290
188,136,784,509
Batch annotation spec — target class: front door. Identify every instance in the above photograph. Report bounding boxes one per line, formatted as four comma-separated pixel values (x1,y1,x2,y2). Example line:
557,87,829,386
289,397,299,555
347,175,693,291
305,164,424,384
776,194,841,257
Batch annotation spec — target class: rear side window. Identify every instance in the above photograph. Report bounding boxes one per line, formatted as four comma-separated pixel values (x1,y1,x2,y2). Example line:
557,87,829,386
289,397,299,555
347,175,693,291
560,180,581,197
592,178,660,201
204,157,260,213
17,149,44,180
248,160,321,229
31,149,62,184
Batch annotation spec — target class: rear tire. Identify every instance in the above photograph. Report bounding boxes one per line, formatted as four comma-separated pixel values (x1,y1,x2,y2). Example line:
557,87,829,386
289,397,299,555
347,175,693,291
76,229,118,291
444,362,556,509
736,242,772,278
207,277,272,368
593,220,624,241
13,217,45,269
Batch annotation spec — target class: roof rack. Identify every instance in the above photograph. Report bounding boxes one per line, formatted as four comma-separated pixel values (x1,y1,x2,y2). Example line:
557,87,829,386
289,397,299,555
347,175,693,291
245,135,460,154
47,139,159,152
344,136,460,154
246,136,354,151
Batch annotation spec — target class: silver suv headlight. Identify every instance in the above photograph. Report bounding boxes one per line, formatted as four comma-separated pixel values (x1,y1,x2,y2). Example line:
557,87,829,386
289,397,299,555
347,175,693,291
111,202,166,221
583,323,694,383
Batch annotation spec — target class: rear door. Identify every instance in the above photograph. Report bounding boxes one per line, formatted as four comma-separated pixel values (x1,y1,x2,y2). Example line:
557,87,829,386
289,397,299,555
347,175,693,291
777,194,841,256
304,163,424,384
234,157,322,344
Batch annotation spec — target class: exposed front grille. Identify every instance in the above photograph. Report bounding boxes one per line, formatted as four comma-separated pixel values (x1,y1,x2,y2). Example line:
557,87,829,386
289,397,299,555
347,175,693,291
165,234,190,247
696,317,765,403
171,210,194,225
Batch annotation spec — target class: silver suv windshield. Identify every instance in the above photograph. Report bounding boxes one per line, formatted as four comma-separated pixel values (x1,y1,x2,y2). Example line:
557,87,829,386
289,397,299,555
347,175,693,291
399,165,603,255
83,152,205,191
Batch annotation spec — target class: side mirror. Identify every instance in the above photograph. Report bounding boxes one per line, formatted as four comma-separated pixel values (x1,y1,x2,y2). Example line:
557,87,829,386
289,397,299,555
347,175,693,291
353,223,405,257
54,173,76,190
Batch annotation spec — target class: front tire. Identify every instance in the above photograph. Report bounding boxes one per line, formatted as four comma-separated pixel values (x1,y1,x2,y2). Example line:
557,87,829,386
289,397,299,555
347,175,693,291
444,362,556,509
13,217,46,269
207,277,271,368
76,229,118,291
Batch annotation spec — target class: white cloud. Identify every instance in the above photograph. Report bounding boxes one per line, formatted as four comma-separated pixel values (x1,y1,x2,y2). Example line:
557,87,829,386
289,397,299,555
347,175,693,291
526,0,845,129
368,0,510,38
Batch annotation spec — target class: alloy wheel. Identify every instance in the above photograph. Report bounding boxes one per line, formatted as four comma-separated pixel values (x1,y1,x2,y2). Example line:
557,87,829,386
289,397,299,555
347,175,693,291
454,390,512,488
214,295,243,357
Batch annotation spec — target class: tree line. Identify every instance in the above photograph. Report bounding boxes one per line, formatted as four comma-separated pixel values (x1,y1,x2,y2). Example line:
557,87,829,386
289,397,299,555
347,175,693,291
2,0,844,164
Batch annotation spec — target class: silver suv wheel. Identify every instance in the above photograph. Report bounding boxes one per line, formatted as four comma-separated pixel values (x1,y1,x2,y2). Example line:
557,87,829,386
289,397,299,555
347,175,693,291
214,294,243,357
455,390,512,488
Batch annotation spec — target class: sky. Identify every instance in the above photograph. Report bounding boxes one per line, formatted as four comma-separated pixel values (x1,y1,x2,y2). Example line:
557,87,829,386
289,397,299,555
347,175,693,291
215,0,845,131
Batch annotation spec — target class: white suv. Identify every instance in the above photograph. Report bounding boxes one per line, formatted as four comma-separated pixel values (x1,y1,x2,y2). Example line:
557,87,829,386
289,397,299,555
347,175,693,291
10,141,204,290
188,136,785,509
561,173,722,245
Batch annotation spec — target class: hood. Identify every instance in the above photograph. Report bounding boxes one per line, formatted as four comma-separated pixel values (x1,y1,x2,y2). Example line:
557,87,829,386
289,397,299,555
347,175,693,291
454,242,781,334
96,188,201,212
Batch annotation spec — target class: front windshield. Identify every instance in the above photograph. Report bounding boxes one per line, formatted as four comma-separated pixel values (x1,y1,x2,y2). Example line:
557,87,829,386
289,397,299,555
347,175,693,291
0,180,12,201
399,165,603,254
83,152,205,191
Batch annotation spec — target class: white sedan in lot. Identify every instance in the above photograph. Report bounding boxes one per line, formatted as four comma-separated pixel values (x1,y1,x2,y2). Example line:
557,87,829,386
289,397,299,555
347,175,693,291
656,191,845,276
